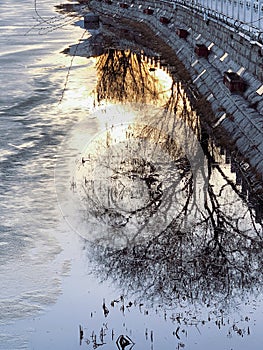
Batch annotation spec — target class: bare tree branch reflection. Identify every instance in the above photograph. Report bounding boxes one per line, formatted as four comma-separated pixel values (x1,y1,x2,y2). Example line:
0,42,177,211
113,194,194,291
95,49,167,105
87,184,263,308
53,4,263,344
79,51,263,315
81,110,263,315
58,31,263,324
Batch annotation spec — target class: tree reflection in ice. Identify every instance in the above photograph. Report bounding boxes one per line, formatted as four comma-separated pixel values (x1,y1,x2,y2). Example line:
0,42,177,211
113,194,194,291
63,47,263,342
77,117,195,246
85,151,263,306
78,119,262,316
76,49,263,319
95,49,168,105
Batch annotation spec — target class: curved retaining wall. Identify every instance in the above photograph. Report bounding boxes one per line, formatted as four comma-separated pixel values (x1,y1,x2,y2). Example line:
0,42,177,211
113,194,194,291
85,0,263,187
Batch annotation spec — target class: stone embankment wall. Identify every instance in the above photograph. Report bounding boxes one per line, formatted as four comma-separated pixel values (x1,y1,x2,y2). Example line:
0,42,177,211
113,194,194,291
86,0,263,189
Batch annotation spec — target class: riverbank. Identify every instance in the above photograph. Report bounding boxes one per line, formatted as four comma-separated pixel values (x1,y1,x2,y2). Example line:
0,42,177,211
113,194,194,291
76,0,263,197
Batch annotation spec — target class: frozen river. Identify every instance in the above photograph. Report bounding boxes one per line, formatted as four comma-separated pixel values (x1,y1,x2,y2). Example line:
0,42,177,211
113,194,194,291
0,1,263,349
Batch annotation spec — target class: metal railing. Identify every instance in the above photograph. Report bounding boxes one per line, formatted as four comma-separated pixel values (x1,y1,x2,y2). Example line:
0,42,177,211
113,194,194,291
174,0,263,32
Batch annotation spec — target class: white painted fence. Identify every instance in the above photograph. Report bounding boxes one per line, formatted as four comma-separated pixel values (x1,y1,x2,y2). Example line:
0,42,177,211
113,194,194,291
174,0,263,33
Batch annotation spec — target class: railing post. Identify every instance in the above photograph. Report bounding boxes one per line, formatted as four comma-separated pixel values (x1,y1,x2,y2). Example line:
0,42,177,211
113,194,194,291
250,0,253,27
258,1,262,30
243,0,246,23
226,0,229,17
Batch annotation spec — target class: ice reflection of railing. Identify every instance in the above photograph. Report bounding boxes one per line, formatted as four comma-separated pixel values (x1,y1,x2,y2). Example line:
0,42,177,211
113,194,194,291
173,0,263,32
